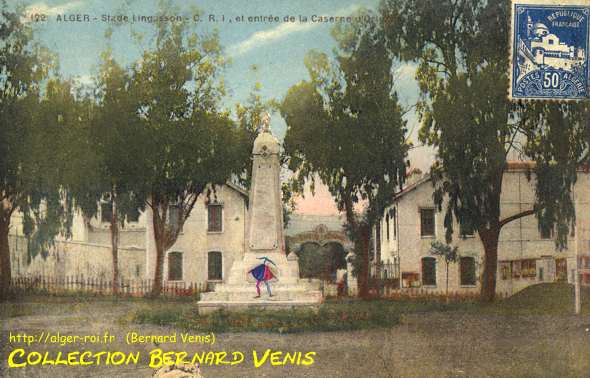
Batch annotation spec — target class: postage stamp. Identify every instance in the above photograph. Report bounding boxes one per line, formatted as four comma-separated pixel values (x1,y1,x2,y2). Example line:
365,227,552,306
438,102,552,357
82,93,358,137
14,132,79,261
510,0,590,101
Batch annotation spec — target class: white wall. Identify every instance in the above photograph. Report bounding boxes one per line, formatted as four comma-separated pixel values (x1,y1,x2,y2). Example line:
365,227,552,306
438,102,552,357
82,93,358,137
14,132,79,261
376,168,590,296
145,185,247,286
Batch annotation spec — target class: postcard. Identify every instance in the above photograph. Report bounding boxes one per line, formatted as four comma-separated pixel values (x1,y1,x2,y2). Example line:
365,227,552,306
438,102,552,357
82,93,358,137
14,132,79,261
1,1,589,377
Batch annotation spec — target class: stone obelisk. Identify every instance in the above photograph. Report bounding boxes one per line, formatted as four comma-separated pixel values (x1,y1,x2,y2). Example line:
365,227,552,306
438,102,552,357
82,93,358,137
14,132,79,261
198,113,322,312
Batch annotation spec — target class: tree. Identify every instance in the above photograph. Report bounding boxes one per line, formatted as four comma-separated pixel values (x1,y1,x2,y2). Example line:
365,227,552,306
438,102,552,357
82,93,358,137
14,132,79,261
0,5,57,299
130,21,247,296
379,0,589,301
430,240,458,296
520,102,589,247
68,46,144,294
296,242,347,281
282,10,408,298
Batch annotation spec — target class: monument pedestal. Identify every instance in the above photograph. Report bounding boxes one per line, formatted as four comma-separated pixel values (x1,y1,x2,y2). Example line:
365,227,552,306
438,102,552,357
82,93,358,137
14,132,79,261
198,115,322,313
200,252,322,313
198,283,323,314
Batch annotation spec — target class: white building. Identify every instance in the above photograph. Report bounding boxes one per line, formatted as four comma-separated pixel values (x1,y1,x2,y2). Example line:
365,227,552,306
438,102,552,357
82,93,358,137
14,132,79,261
518,15,586,79
373,162,590,296
144,183,248,289
8,182,351,291
8,183,248,288
9,197,148,281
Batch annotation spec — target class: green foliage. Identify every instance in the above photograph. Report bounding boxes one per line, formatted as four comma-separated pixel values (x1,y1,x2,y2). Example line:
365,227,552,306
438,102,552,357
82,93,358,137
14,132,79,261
123,16,249,294
0,5,66,272
382,0,513,238
379,0,589,300
344,214,371,279
296,242,347,280
430,240,458,264
380,0,588,248
67,45,145,229
130,19,243,217
283,9,408,221
520,102,590,248
282,9,408,295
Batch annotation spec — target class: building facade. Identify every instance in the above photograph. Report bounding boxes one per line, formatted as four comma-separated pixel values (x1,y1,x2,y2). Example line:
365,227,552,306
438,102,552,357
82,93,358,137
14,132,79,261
7,183,248,287
144,183,248,289
8,183,353,291
373,162,590,296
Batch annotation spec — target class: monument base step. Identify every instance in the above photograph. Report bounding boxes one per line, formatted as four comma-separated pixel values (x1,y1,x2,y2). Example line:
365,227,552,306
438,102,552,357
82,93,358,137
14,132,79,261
199,289,323,302
208,281,321,292
198,297,322,314
198,283,323,314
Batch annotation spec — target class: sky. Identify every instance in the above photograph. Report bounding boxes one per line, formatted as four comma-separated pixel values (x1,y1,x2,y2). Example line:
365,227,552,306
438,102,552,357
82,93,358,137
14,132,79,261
19,0,435,215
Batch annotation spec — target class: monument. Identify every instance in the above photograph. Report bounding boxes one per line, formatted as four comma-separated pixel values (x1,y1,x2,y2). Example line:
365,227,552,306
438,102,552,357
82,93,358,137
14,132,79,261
198,113,323,313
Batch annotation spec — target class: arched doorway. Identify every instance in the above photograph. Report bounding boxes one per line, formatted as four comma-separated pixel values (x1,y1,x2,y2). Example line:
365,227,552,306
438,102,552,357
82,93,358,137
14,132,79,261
295,241,347,282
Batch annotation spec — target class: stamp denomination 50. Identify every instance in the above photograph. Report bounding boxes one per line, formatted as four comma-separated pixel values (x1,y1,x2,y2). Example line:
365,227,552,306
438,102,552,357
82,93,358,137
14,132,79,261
510,0,589,101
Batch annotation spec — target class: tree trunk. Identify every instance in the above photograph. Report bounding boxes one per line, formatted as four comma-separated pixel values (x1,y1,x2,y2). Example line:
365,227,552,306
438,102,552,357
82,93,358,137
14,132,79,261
151,238,165,297
0,214,11,300
110,193,120,295
358,226,370,299
342,192,370,298
446,262,449,295
151,204,165,297
480,228,500,302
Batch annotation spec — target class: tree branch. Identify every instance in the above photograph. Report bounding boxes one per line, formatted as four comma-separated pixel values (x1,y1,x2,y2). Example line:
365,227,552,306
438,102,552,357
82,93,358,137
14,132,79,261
504,124,521,159
499,208,534,229
577,148,590,165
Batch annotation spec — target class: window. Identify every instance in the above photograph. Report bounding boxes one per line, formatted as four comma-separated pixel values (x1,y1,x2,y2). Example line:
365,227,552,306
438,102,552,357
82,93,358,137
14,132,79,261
167,252,183,281
521,259,536,278
208,251,222,281
460,257,476,286
422,257,436,286
169,204,181,231
127,208,140,223
375,222,381,261
420,208,435,237
556,258,567,281
100,202,112,223
500,262,511,280
512,260,522,279
208,204,223,232
460,222,475,238
385,214,390,241
392,208,397,239
548,39,554,45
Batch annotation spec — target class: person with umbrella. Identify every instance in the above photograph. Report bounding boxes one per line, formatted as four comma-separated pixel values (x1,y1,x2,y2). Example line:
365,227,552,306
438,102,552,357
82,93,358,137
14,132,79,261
249,256,277,298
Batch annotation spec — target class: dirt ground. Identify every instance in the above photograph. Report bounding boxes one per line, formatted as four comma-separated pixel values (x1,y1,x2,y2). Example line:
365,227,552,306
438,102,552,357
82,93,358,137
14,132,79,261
1,298,590,378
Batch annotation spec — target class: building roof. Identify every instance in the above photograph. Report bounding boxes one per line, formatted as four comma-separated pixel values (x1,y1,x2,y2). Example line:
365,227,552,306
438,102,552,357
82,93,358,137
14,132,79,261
392,160,542,202
225,181,248,198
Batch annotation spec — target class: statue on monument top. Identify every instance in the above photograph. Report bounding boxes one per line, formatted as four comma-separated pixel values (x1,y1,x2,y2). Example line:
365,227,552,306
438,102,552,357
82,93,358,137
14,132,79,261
260,111,271,133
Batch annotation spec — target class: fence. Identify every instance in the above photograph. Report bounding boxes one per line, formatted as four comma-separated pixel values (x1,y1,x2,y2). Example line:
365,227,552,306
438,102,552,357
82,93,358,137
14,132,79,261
370,261,400,280
9,275,205,297
369,261,401,295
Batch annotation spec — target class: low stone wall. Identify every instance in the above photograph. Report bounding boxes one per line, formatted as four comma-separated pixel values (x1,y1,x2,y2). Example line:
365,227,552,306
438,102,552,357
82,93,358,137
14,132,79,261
9,235,146,281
